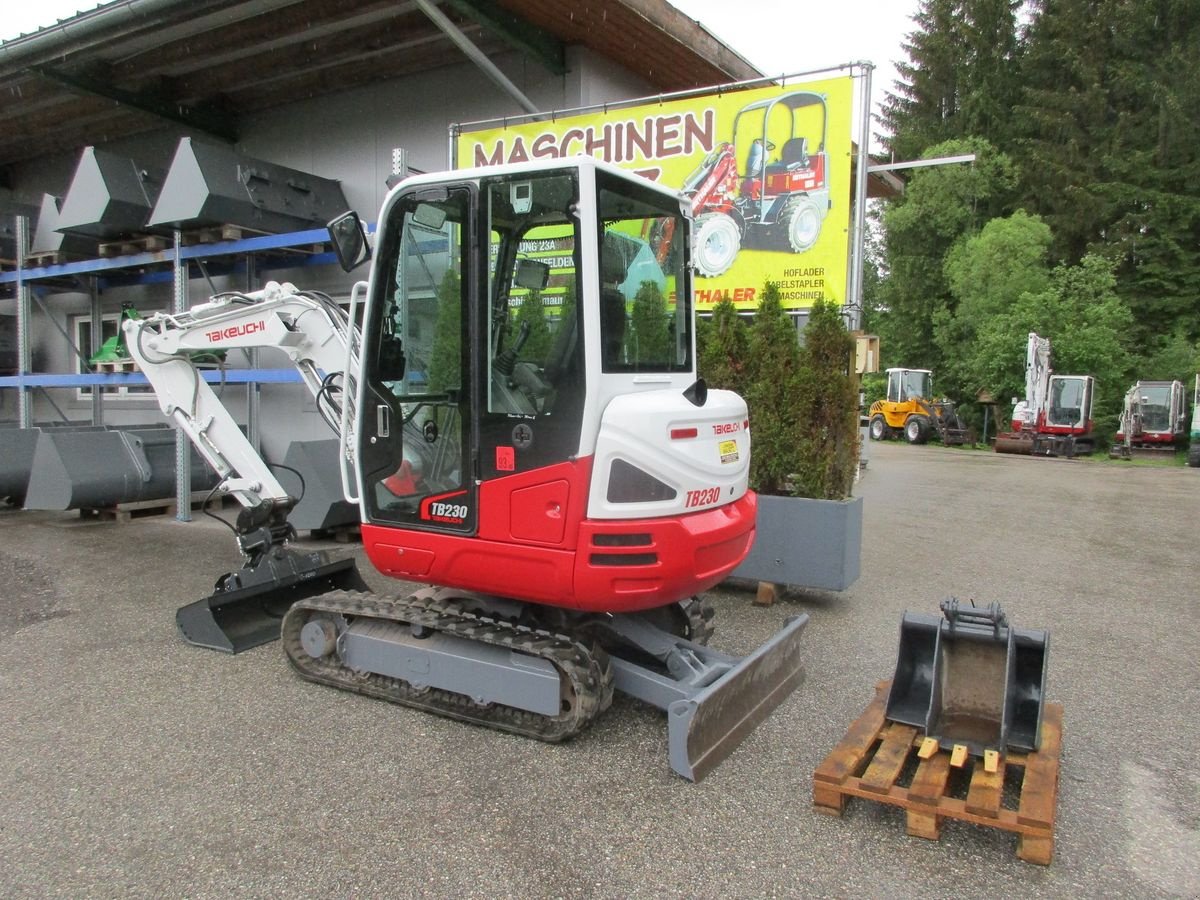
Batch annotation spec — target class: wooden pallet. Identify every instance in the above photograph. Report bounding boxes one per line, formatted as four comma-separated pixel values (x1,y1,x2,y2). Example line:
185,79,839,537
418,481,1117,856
24,250,77,267
98,234,171,257
180,224,323,254
92,359,139,374
79,492,228,524
813,680,1063,865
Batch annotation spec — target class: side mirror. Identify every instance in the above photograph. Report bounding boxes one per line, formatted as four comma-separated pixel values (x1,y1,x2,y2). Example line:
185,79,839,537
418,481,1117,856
328,211,371,272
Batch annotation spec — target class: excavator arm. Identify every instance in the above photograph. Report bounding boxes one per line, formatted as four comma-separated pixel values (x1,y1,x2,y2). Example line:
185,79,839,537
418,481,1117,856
125,281,369,652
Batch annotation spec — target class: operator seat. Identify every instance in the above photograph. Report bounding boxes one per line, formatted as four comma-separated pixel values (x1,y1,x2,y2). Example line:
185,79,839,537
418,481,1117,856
780,137,809,168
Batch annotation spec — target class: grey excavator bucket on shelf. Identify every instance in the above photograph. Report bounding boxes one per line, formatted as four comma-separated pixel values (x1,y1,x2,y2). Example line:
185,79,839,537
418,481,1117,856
22,425,219,511
148,138,349,233
885,599,1049,755
56,147,165,239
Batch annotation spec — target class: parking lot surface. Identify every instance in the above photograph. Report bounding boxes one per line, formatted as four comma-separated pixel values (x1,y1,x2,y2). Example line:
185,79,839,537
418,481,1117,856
1,441,1197,898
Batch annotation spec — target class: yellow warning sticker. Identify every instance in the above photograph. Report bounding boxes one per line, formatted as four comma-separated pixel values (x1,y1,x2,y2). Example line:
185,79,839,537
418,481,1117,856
719,439,739,464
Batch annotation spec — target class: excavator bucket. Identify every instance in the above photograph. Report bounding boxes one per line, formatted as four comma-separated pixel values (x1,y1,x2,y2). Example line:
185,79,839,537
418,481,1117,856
607,612,809,782
177,551,369,653
885,600,1049,755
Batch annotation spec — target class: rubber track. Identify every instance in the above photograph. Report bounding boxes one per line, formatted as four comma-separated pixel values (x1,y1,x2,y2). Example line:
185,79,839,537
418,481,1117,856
281,588,613,742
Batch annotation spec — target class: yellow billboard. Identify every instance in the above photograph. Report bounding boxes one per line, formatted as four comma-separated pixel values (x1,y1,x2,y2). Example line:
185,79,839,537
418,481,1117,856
454,76,854,312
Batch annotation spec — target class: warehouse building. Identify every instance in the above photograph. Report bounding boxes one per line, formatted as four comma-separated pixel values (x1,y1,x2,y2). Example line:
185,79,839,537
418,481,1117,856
0,0,761,515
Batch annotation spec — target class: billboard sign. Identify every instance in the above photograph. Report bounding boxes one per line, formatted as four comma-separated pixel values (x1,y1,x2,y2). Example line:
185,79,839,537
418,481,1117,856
454,75,854,312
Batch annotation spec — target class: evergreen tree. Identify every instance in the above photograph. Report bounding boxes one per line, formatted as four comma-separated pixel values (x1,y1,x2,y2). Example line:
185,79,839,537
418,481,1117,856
1014,0,1200,344
745,283,803,496
511,289,552,362
697,297,749,396
792,300,858,501
427,268,462,393
880,0,1022,160
630,280,671,365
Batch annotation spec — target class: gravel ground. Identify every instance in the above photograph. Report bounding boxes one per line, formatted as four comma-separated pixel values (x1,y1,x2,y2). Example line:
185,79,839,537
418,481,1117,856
0,441,1197,898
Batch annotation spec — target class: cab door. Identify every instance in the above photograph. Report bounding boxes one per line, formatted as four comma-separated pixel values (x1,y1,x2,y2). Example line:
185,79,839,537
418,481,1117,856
359,185,477,535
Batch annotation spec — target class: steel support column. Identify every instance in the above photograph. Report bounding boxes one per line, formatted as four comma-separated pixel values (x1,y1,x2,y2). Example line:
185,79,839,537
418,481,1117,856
413,0,540,116
173,227,192,521
89,277,103,424
15,215,32,428
846,63,873,333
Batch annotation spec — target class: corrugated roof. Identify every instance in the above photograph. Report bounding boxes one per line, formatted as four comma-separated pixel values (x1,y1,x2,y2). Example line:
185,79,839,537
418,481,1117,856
0,0,761,177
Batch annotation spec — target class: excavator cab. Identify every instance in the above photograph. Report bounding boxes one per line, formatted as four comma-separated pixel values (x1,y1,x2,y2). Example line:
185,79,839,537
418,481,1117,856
352,160,740,611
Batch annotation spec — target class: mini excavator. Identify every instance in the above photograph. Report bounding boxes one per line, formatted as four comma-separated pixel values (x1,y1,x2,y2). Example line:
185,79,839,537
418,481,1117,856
126,157,808,781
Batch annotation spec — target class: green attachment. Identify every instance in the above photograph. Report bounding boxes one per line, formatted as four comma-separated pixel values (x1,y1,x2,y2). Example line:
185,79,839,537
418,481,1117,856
88,304,143,366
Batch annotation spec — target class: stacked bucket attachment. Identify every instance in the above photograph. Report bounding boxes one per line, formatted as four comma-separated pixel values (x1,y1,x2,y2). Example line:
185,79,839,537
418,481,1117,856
56,148,165,239
597,611,810,781
885,599,1048,763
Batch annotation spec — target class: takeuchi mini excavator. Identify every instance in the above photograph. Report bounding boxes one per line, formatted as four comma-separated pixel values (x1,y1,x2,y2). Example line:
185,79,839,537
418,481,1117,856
994,332,1095,457
1110,380,1188,459
125,157,809,782
867,368,968,445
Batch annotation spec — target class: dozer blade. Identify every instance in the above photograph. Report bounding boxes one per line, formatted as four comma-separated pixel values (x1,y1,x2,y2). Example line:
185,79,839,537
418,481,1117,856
667,613,809,782
177,552,369,654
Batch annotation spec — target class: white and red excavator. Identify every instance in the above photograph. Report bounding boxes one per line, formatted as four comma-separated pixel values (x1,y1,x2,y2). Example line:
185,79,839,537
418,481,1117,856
994,332,1095,457
125,157,808,782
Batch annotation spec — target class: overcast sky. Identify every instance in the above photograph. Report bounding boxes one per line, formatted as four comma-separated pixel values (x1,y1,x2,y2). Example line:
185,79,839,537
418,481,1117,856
3,0,920,142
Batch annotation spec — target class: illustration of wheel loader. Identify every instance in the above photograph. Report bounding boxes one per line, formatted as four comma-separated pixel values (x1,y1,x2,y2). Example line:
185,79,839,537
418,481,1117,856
682,90,830,277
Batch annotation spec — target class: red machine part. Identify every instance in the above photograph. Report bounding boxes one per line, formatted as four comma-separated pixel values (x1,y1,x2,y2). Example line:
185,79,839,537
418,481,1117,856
361,457,757,613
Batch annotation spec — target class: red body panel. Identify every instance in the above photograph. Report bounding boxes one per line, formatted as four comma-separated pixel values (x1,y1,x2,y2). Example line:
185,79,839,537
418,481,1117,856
361,457,757,613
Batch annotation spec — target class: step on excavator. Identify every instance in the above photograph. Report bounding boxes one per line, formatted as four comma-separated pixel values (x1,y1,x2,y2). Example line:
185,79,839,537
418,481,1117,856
126,157,809,781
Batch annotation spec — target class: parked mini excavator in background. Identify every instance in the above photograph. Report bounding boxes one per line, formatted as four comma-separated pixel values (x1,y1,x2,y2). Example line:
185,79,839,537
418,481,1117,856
994,332,1095,457
1110,380,1188,459
1189,375,1200,468
867,367,968,445
125,157,809,782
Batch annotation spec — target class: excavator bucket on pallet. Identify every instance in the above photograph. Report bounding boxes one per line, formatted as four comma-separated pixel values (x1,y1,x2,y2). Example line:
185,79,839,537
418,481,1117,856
885,599,1048,756
177,551,369,653
605,612,810,781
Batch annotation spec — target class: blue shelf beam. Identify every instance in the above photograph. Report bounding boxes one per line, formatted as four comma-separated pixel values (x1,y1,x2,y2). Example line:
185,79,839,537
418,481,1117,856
0,369,303,388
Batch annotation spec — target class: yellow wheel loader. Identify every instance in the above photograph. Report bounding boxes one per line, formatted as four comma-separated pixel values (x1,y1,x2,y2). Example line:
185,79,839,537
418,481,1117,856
868,368,967,445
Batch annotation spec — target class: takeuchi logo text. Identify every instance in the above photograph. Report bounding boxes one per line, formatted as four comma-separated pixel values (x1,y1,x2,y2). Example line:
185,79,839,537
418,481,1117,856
206,320,266,343
470,110,715,177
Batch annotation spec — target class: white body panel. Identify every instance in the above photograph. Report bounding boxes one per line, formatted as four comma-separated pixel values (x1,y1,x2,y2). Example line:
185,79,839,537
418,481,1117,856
587,386,750,520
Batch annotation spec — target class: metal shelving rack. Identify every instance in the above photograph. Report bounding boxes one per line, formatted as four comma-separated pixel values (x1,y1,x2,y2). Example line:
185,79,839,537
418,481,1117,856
0,223,342,519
